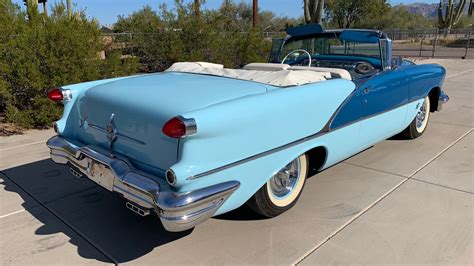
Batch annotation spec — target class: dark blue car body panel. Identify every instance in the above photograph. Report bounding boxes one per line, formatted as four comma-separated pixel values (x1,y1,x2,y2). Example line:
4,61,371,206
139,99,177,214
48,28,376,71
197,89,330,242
330,63,446,130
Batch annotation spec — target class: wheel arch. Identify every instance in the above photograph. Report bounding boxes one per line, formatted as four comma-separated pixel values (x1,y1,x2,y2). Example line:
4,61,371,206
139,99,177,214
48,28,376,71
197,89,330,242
305,145,328,178
428,86,440,112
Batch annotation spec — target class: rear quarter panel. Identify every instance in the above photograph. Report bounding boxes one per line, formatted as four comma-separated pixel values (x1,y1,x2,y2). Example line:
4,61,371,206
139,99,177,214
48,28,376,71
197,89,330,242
170,79,356,212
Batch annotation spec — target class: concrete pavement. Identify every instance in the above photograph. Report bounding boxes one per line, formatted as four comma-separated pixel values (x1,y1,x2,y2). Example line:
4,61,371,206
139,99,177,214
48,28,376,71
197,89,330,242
0,59,472,265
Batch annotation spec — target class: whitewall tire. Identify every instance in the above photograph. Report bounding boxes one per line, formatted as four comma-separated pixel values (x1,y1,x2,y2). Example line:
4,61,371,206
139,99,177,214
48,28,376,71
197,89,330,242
247,154,308,217
402,96,431,139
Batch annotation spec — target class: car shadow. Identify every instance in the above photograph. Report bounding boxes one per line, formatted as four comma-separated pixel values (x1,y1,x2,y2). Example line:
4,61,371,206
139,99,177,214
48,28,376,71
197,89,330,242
1,159,193,263
214,203,267,221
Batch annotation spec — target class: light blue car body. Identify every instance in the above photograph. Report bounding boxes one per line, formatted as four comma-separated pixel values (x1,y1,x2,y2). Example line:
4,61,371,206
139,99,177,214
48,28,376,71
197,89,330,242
51,25,447,228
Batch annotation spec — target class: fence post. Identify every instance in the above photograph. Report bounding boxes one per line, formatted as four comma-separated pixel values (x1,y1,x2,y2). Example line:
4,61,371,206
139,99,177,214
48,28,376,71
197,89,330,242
419,35,424,57
432,28,439,58
464,28,471,59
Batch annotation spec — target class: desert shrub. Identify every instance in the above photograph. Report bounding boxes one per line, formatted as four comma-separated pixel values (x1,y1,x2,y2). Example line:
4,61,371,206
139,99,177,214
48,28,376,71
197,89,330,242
0,0,139,128
114,0,272,72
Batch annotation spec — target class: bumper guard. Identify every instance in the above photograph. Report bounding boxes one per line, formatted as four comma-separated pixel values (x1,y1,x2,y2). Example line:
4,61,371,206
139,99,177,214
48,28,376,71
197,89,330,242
437,91,449,111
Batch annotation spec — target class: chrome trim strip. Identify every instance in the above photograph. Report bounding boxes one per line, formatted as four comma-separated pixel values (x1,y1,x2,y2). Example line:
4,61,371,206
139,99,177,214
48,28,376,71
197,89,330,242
88,124,146,145
187,96,430,180
188,130,326,180
47,136,240,232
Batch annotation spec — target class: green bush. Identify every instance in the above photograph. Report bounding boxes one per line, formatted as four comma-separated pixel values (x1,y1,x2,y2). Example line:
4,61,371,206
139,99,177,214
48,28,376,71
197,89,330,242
114,1,272,72
0,0,139,129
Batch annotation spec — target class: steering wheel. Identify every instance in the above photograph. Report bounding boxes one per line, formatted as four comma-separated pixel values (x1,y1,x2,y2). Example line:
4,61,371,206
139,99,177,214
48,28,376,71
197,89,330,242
281,49,312,67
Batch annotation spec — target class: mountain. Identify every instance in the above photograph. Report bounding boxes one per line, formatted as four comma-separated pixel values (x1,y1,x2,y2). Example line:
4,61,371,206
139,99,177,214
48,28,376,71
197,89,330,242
397,2,471,18
396,3,438,17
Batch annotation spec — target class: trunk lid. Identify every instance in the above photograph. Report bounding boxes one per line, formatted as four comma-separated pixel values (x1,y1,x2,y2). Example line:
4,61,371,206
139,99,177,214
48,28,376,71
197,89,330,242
73,72,267,173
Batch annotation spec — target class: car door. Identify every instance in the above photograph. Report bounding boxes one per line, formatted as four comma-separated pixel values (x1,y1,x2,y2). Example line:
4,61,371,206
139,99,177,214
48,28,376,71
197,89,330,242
359,68,410,148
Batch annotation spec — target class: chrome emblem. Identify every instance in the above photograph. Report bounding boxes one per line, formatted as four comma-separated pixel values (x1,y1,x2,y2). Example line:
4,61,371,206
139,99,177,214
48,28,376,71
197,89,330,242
105,113,117,145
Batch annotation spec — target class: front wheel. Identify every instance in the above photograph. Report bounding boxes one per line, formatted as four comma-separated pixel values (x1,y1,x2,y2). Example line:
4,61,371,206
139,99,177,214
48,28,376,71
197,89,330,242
247,154,308,217
402,95,431,139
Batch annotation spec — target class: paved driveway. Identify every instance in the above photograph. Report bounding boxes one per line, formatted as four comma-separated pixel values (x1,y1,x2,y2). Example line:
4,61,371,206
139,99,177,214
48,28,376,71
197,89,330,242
1,59,472,265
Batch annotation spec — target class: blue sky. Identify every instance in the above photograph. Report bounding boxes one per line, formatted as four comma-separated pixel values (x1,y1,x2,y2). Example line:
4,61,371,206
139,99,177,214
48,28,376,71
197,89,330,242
12,0,439,25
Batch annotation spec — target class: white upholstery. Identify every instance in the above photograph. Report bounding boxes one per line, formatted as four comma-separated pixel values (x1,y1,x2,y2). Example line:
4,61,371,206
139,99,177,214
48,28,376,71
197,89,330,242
166,62,328,87
243,63,290,71
290,66,352,80
195,62,224,69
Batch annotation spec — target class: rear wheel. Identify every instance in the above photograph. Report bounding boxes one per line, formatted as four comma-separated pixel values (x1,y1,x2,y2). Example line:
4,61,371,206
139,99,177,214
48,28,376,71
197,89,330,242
402,96,431,139
247,154,308,217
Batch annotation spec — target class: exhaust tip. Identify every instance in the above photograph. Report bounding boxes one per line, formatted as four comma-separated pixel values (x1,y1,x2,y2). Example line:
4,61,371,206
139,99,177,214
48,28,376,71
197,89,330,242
69,167,83,178
125,202,150,217
165,169,177,186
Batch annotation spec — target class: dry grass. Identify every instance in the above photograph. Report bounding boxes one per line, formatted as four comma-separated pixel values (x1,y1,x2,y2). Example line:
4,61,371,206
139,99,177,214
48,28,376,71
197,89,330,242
0,117,24,136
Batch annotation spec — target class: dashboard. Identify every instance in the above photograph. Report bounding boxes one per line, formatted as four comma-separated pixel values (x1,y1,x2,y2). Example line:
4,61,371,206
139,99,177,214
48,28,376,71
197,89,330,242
311,59,379,80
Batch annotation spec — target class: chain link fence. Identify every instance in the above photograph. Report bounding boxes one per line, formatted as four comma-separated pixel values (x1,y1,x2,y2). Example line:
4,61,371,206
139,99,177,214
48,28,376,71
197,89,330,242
385,28,472,59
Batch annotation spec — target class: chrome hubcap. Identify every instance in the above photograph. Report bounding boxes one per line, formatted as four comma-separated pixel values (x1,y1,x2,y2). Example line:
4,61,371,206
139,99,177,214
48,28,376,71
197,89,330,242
269,159,300,198
416,100,427,129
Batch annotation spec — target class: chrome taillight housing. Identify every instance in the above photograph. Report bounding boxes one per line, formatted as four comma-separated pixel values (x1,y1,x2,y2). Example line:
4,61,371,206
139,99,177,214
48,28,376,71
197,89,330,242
162,116,197,138
47,88,72,103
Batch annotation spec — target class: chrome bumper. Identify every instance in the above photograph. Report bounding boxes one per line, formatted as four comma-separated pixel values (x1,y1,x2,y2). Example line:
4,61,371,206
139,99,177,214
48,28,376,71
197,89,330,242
437,91,449,111
46,135,239,232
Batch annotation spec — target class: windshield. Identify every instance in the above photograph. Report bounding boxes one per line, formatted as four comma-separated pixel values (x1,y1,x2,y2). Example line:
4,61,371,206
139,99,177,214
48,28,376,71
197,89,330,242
270,32,382,65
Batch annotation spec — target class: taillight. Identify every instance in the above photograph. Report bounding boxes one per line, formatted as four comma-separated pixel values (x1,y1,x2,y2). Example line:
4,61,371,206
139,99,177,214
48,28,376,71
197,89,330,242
162,116,197,138
47,88,63,102
47,88,72,102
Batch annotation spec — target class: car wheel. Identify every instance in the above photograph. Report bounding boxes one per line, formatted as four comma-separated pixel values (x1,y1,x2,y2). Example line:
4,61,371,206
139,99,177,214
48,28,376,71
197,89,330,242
402,95,431,139
247,154,308,217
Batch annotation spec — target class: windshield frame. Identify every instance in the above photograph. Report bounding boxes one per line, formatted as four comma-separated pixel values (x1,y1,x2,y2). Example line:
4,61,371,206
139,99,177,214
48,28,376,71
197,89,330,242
270,30,388,69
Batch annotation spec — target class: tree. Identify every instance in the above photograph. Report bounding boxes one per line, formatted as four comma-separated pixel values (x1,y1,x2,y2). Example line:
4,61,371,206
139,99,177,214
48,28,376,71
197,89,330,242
66,0,70,17
194,0,200,18
438,0,467,31
253,0,258,27
359,6,433,29
0,0,138,128
304,0,324,24
468,0,472,17
326,0,389,28
114,6,162,33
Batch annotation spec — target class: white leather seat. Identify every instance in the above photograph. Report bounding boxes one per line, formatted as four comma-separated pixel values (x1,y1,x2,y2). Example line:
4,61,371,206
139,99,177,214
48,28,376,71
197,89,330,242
289,66,352,80
243,63,291,71
167,62,328,87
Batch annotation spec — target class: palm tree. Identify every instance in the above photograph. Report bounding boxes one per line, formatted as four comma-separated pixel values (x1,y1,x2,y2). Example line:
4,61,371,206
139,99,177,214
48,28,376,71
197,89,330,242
23,0,48,16
304,0,324,24
66,0,71,17
194,0,200,19
469,0,473,17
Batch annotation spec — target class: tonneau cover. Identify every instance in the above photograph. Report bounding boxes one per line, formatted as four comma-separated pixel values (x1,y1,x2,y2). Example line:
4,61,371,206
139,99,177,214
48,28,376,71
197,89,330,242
166,62,329,87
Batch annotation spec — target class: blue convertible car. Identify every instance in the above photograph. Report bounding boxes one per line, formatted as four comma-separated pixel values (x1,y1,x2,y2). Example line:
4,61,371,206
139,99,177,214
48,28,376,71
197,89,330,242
47,24,448,232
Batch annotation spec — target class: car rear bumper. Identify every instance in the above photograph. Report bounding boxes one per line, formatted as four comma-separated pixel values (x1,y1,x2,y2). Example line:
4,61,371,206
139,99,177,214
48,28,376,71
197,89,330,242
437,90,449,111
46,135,240,232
